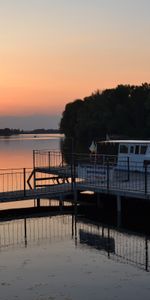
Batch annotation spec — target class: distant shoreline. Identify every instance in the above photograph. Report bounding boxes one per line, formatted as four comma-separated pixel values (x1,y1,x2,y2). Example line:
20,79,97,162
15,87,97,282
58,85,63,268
0,128,60,136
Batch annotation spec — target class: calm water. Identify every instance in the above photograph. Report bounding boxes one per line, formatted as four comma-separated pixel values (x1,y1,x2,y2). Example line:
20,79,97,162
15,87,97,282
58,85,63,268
0,134,150,299
0,133,63,210
0,133,63,169
0,214,150,300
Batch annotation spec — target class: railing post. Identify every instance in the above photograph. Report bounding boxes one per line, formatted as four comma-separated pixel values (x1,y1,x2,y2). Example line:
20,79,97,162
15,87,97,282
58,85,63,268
48,151,50,169
33,150,35,169
145,163,147,195
23,168,26,197
33,150,36,190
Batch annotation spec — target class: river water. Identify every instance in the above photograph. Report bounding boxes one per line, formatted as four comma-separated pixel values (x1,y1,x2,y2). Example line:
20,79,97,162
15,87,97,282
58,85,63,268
0,134,63,210
0,134,150,300
0,133,62,169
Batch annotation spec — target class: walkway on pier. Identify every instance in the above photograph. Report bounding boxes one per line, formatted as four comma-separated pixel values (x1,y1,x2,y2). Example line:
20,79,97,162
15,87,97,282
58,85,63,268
0,167,72,203
33,150,150,200
0,184,72,203
1,150,150,204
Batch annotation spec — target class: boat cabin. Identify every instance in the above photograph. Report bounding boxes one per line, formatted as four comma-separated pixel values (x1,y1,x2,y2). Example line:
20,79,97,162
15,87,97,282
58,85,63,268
96,140,150,170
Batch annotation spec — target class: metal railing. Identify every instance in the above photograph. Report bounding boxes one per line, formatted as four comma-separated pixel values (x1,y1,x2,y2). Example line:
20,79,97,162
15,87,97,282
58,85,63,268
33,150,66,168
33,150,150,196
0,167,72,200
0,168,33,195
1,151,150,199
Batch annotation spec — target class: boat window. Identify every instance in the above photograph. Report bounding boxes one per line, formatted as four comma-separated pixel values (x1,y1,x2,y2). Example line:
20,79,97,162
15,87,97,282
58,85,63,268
130,146,134,154
135,145,139,154
140,145,147,154
119,145,128,154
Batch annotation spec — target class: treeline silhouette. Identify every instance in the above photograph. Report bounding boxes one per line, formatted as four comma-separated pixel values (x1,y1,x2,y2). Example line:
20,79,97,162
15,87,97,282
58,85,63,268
0,128,22,136
60,83,150,151
0,128,60,136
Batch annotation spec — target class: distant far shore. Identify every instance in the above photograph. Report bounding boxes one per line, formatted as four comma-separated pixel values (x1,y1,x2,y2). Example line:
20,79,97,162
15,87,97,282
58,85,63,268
0,128,60,136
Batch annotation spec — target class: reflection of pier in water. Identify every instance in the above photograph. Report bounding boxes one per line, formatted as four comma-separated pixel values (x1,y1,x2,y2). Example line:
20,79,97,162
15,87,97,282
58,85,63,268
0,213,150,271
0,214,74,250
77,220,149,271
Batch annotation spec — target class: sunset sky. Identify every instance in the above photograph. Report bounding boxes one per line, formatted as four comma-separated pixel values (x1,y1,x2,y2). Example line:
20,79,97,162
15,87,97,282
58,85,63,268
0,0,150,129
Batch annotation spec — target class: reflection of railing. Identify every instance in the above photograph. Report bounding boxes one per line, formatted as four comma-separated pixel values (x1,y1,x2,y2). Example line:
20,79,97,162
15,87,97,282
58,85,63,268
79,229,115,253
77,220,150,271
0,213,150,272
0,215,73,250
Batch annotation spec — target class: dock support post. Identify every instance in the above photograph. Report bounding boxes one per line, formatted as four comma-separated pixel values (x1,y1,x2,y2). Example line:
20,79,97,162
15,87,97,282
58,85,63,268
117,195,122,227
107,159,109,191
59,195,64,211
37,198,40,207
97,193,103,209
127,157,130,181
145,164,147,195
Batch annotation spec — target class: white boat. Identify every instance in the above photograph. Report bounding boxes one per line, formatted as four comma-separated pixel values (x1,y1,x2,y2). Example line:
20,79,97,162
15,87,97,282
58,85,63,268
77,140,150,183
96,140,150,171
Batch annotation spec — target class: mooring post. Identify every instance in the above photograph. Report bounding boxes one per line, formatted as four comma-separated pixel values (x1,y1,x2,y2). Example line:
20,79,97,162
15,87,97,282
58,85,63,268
117,195,122,227
23,168,26,197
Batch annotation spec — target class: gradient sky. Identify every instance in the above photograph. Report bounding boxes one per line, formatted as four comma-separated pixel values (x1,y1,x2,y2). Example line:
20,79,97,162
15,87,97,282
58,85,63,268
0,0,150,129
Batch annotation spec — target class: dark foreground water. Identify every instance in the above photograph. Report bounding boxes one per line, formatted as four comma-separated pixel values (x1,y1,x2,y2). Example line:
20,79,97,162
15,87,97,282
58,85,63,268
0,213,150,300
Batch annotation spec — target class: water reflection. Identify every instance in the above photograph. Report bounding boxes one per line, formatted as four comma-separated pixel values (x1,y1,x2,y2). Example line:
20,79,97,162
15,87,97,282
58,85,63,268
0,213,149,272
77,220,149,272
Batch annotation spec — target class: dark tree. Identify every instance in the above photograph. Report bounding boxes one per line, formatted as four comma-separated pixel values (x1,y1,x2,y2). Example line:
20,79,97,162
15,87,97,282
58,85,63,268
60,83,150,152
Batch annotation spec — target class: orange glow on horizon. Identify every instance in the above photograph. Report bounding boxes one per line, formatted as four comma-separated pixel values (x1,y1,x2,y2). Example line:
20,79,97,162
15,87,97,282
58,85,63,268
0,1,150,118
